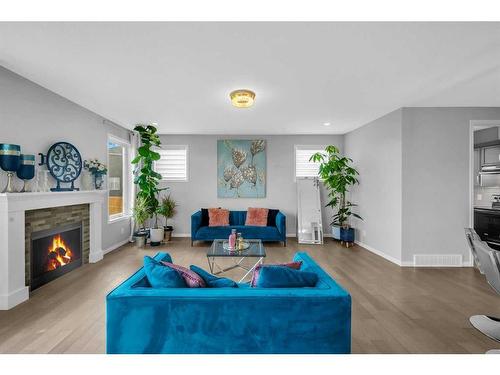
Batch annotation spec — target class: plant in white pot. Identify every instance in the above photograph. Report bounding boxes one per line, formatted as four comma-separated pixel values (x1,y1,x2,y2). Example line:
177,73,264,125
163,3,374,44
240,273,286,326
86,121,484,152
132,124,168,246
158,194,177,242
310,145,362,247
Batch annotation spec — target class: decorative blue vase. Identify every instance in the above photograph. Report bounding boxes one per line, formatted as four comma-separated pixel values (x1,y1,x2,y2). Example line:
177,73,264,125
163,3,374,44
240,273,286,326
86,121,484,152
16,154,36,192
0,144,21,193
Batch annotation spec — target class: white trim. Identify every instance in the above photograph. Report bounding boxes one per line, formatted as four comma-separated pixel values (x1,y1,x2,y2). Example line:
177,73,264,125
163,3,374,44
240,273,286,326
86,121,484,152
0,286,29,310
172,233,191,237
355,240,403,266
108,214,132,224
103,238,130,255
468,120,500,267
107,133,132,223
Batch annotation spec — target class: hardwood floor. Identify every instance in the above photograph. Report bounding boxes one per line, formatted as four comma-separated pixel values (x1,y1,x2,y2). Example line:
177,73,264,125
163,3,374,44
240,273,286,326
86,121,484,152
0,238,498,354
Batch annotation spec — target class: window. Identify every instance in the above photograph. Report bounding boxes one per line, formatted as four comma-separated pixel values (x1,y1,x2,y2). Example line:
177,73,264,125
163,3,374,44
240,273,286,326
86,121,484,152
154,145,188,181
295,145,326,179
107,135,131,221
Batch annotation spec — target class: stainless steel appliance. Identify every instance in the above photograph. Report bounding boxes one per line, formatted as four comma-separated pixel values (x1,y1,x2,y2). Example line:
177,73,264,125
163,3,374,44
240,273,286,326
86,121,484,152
480,166,500,187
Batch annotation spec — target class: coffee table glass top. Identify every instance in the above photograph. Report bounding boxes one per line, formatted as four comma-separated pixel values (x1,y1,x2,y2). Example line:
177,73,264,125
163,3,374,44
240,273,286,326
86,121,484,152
208,239,266,258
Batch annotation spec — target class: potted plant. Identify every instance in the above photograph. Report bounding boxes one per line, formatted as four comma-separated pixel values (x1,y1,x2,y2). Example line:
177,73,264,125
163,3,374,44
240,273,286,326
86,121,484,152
132,124,168,246
132,195,149,248
158,194,177,242
311,145,362,246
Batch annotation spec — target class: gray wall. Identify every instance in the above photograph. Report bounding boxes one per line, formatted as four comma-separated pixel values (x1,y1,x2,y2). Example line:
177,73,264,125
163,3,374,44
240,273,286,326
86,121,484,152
344,109,403,263
401,107,500,265
0,66,131,251
158,134,344,236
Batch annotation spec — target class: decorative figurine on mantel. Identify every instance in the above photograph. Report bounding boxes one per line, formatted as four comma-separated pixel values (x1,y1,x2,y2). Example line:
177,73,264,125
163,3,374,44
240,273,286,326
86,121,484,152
83,159,107,190
16,154,36,192
0,143,21,193
39,141,82,191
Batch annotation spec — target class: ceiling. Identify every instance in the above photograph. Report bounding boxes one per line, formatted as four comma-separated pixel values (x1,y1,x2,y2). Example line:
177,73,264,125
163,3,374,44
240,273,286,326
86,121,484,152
1,22,500,134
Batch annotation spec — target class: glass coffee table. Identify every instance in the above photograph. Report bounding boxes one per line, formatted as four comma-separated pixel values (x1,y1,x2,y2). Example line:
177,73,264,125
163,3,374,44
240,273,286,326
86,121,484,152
207,239,266,283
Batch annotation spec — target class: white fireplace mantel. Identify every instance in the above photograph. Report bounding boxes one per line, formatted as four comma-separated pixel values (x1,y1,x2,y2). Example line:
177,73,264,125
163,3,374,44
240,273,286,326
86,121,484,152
0,190,105,310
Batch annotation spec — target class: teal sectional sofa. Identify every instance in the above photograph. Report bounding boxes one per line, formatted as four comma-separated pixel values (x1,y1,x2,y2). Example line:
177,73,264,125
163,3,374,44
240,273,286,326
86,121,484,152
106,252,351,354
191,210,287,246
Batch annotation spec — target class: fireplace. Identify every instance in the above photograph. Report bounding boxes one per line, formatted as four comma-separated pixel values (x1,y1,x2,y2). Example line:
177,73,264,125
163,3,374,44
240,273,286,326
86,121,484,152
30,222,83,291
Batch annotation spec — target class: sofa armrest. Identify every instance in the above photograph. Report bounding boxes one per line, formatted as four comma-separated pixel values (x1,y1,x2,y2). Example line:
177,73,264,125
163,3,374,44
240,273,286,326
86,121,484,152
276,212,286,240
191,211,202,238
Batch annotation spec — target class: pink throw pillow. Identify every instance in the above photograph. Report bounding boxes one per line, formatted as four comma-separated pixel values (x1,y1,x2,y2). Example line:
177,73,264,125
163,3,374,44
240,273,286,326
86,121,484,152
250,261,303,287
161,261,206,288
245,207,269,226
208,208,230,227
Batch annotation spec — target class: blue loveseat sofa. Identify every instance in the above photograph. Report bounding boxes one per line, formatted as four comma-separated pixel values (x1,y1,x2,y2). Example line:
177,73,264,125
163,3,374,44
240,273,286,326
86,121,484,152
106,252,351,354
191,210,286,246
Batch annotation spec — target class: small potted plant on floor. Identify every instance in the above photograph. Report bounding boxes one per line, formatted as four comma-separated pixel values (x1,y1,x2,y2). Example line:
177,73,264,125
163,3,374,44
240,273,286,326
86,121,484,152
132,124,168,246
132,195,149,248
158,194,177,242
311,145,362,247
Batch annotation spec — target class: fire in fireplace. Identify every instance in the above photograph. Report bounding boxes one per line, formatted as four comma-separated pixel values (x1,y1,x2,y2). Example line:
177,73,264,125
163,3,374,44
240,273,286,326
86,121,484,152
30,222,83,291
47,234,74,271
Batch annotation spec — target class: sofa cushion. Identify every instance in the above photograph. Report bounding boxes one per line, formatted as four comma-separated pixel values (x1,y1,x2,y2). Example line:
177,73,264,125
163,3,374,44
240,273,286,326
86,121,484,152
189,265,238,288
196,225,281,241
256,266,319,288
267,209,279,227
245,207,269,226
208,208,229,226
200,208,209,226
162,262,206,288
143,256,186,288
250,261,302,287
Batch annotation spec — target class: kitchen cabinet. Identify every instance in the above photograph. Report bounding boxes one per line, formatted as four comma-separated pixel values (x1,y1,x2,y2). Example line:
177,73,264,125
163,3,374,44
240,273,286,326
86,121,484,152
482,145,500,165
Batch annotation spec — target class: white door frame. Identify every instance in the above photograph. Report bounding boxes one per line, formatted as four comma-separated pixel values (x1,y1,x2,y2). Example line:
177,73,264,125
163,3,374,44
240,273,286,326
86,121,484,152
469,120,500,265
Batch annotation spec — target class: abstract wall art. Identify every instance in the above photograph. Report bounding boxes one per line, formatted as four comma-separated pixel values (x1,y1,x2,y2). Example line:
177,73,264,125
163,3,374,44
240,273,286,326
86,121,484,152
217,139,266,198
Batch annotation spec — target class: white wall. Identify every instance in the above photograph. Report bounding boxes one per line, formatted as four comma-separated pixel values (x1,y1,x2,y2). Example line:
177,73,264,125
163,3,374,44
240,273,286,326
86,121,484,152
0,66,131,251
344,109,403,264
401,107,500,265
158,134,344,236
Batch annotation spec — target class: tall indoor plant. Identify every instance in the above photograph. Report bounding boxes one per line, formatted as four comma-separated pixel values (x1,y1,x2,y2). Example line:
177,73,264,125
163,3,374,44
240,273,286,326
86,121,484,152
158,194,177,242
132,195,150,248
132,124,167,245
311,145,362,245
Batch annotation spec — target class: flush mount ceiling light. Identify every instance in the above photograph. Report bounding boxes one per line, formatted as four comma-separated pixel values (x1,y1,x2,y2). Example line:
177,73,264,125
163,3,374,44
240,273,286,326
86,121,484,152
323,122,331,126
229,89,256,108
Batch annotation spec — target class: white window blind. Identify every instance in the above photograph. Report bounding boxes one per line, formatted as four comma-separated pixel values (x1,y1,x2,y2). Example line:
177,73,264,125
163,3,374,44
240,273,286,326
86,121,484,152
295,146,325,178
155,145,188,181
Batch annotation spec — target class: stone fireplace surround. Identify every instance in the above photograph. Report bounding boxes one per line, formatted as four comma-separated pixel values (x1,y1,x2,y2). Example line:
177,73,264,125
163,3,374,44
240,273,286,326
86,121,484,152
0,191,105,310
25,204,90,288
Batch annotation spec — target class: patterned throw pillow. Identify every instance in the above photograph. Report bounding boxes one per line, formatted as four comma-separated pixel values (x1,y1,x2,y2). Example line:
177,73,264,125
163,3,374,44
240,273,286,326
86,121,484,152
208,208,230,227
250,261,303,287
245,207,269,226
161,261,207,288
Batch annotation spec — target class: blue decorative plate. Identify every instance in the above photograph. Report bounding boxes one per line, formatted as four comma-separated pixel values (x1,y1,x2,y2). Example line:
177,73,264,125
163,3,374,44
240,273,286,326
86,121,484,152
46,142,82,191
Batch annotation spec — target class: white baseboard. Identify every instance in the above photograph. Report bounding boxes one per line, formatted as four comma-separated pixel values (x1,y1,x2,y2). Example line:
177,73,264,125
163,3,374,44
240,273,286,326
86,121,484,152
103,238,130,255
0,286,29,310
355,240,402,266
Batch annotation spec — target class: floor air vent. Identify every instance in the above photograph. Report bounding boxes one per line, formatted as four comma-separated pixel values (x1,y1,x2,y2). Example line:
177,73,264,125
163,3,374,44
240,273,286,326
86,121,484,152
413,254,463,267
